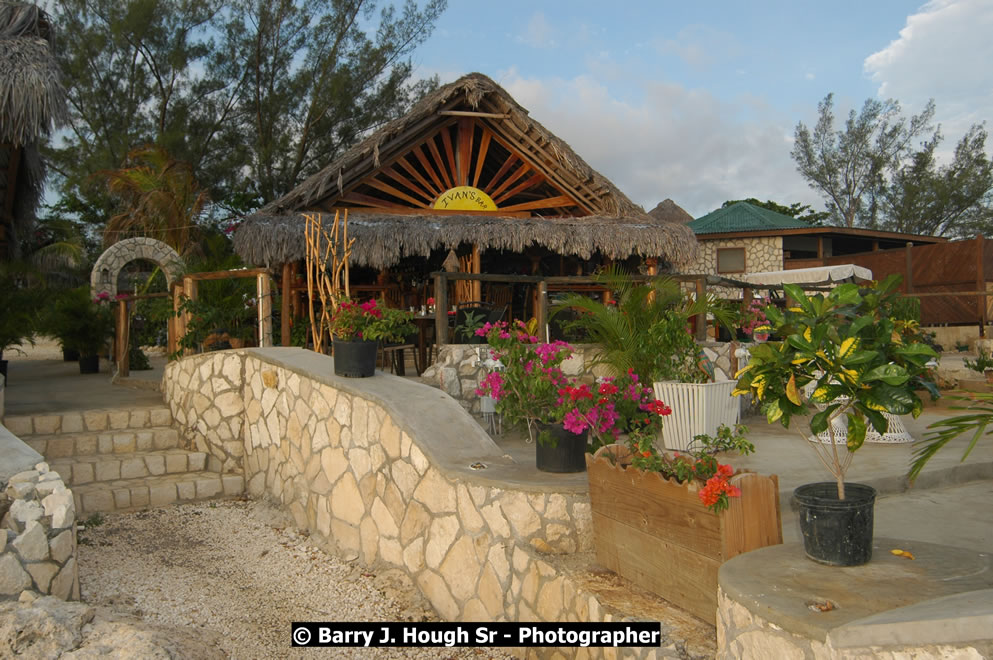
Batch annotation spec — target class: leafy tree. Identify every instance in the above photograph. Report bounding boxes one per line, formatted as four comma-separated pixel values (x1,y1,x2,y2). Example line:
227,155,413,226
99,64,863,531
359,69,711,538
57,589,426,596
880,124,993,237
721,198,830,226
44,0,446,224
46,0,223,220
792,94,936,229
214,0,445,203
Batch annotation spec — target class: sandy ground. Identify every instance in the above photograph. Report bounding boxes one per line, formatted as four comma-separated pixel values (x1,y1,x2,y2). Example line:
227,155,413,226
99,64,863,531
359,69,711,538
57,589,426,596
77,499,514,660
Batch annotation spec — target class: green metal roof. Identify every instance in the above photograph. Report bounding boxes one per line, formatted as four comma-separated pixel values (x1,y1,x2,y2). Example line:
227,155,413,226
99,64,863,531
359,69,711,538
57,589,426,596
689,202,812,235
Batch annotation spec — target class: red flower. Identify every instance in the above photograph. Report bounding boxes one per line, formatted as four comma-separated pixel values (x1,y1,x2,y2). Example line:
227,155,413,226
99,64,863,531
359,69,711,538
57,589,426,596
427,297,435,305
645,399,672,416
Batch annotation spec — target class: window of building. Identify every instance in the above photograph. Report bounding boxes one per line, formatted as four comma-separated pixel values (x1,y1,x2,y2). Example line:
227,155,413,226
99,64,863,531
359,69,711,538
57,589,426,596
717,247,746,273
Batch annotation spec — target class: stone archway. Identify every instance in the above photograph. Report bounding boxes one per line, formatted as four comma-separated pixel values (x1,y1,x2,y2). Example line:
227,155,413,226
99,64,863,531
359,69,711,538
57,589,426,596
90,237,185,298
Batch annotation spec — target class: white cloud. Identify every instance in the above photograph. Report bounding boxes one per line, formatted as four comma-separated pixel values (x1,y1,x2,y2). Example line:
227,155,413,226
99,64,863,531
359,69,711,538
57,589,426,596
501,73,823,218
517,12,557,49
655,25,741,73
864,0,993,142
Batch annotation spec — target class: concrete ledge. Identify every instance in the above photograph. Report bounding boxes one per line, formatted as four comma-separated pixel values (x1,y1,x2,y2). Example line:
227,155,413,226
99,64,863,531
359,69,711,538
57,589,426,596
0,424,43,483
829,588,993,648
718,539,993,655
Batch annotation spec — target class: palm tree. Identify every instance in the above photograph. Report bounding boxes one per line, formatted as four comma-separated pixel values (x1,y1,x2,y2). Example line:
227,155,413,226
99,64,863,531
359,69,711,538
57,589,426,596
0,2,67,260
100,146,208,255
30,217,88,287
553,267,736,383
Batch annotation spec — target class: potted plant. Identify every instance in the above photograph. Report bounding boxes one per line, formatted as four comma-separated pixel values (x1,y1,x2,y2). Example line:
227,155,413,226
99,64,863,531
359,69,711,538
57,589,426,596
555,269,738,451
454,308,487,343
474,320,582,472
0,297,36,384
586,423,781,623
733,276,938,566
551,369,667,453
329,299,414,377
53,288,115,374
963,349,993,384
739,296,771,341
39,288,93,363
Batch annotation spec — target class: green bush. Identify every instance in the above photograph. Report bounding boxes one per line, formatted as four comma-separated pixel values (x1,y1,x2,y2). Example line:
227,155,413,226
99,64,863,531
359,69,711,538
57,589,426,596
552,268,734,383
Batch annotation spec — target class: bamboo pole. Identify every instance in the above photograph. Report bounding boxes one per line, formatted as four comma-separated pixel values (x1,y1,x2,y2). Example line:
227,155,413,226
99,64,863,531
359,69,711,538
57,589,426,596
304,210,353,354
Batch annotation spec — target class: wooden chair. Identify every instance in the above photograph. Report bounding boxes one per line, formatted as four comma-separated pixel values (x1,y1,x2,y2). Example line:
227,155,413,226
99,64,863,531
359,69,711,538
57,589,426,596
487,284,513,319
379,331,417,376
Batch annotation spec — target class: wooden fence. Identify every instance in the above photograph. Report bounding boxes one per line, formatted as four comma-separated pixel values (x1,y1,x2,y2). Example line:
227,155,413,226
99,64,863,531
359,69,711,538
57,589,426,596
797,235,992,330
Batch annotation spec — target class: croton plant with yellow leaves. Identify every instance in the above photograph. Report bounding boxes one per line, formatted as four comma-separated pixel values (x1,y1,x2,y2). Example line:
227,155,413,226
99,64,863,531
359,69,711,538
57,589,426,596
733,275,939,499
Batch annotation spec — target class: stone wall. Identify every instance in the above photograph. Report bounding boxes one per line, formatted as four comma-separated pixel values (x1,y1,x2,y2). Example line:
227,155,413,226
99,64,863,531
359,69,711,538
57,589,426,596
164,351,245,473
1,460,79,601
717,588,992,659
163,348,709,659
683,236,783,298
421,342,748,415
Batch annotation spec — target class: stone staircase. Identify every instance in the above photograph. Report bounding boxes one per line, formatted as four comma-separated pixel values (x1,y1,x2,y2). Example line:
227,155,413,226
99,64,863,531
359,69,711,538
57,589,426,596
3,405,243,516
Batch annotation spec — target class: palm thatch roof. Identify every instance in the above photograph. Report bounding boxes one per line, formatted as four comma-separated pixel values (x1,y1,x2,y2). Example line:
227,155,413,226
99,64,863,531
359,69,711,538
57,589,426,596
0,2,66,259
235,73,696,269
648,199,694,225
234,211,698,270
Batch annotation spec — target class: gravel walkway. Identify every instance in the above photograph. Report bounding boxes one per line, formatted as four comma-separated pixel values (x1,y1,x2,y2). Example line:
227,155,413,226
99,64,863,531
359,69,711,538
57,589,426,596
77,499,514,659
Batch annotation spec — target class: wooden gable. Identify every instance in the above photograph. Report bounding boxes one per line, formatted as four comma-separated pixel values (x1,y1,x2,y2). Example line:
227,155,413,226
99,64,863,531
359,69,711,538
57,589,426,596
320,114,593,218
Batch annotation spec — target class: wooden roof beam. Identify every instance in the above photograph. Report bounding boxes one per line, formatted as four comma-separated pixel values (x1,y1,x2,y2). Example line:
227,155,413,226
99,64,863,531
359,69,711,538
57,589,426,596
439,110,511,119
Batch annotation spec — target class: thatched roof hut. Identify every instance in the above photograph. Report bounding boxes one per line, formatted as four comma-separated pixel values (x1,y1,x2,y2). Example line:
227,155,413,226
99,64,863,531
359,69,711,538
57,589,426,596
234,73,696,270
648,199,694,225
0,2,65,259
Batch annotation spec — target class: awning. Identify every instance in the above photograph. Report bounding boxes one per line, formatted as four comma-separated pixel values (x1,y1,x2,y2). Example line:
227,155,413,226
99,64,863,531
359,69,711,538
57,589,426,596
736,264,873,287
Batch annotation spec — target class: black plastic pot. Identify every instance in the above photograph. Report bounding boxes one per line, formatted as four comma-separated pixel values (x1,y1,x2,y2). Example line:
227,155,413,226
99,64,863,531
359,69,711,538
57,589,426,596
333,339,378,378
62,348,80,362
535,422,587,473
78,353,100,374
794,482,876,566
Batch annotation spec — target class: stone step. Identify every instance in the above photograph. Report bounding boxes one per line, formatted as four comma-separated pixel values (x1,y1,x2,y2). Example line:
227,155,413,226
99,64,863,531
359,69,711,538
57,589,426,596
72,472,245,516
24,427,181,459
2,406,173,438
48,449,222,487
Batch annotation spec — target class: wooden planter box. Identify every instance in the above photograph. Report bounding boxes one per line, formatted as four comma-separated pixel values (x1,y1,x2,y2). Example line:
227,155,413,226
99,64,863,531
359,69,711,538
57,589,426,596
586,444,782,624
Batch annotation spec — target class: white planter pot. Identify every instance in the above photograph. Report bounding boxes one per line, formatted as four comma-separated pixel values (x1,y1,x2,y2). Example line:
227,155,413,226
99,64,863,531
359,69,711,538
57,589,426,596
653,380,740,451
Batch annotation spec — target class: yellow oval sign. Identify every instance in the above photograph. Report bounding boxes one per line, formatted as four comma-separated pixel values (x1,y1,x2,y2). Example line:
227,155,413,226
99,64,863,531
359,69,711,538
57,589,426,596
433,186,497,211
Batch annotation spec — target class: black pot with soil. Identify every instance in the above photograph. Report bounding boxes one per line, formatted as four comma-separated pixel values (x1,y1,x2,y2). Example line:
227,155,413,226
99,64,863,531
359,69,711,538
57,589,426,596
794,482,876,566
78,353,100,374
332,339,378,378
534,422,587,473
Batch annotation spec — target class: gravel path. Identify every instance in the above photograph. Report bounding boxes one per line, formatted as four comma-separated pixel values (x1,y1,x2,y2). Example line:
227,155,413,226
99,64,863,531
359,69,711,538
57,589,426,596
77,499,514,659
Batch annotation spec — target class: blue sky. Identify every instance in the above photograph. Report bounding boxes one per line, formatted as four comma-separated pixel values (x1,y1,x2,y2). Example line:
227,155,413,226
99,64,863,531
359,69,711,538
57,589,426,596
411,0,993,218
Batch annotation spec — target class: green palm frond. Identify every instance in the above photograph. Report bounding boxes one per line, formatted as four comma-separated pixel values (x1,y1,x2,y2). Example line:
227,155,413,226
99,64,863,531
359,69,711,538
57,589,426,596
911,393,993,482
100,145,208,254
552,268,727,382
